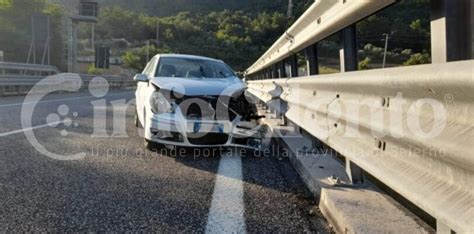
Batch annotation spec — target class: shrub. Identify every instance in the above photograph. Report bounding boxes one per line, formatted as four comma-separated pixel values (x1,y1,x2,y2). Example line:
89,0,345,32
403,53,431,66
88,64,104,75
358,57,371,70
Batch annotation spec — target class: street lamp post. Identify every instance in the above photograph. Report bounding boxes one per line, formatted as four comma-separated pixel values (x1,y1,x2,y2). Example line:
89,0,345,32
382,33,389,68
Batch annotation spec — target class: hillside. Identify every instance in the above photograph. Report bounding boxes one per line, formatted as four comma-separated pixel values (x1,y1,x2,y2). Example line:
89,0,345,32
50,0,310,17
2,0,431,73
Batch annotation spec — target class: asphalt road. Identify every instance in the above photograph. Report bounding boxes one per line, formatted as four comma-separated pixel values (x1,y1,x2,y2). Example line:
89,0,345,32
0,90,329,232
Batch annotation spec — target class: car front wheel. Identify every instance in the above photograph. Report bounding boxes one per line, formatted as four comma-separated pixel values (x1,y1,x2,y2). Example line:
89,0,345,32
134,109,140,128
144,139,156,150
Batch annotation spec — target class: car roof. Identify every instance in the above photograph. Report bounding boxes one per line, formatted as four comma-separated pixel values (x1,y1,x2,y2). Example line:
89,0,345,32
156,54,224,63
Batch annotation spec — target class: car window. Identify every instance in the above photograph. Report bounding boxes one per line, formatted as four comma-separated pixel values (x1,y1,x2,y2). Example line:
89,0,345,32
143,57,157,77
155,57,236,79
142,61,151,75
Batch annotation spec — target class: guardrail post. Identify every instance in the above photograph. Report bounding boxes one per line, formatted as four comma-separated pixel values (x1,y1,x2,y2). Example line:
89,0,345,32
340,24,363,184
299,128,322,150
340,24,358,72
305,44,319,75
272,64,278,79
279,61,286,78
71,22,78,73
289,54,298,77
430,0,473,62
345,158,364,184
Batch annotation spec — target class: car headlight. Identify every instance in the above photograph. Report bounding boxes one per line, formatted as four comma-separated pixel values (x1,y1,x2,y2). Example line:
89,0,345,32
150,91,175,114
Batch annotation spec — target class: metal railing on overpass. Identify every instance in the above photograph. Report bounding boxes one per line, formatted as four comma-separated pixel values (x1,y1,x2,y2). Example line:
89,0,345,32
0,74,135,96
246,0,395,76
245,0,473,233
247,61,474,233
0,62,60,76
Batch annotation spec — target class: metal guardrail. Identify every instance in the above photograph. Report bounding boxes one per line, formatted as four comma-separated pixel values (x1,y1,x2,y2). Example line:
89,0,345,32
245,0,472,232
246,0,395,75
0,74,135,96
0,62,60,75
247,61,474,233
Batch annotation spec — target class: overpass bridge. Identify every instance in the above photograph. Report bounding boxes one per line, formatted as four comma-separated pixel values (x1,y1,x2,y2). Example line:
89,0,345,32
0,0,472,233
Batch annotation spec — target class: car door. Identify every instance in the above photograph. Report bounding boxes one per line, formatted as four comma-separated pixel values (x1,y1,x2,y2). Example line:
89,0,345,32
136,57,158,125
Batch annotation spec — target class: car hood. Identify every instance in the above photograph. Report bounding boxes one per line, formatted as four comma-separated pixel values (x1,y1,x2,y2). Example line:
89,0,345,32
150,77,246,96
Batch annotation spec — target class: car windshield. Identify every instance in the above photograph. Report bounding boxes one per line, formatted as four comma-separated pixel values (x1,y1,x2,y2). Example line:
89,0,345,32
155,57,236,79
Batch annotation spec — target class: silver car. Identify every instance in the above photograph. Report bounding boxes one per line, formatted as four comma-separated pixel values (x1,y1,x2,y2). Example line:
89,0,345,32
134,54,268,151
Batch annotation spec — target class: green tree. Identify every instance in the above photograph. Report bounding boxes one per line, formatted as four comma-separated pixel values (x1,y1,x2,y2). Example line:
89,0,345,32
93,0,431,72
122,45,171,71
358,57,371,70
0,0,64,68
0,0,13,9
403,53,431,66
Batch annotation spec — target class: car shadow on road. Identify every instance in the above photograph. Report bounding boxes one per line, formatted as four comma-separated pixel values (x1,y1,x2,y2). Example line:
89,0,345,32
151,140,311,197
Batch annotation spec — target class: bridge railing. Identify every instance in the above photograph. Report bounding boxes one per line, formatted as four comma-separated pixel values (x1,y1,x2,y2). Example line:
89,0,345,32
0,62,60,76
245,0,473,233
246,0,395,76
247,61,473,233
0,74,135,96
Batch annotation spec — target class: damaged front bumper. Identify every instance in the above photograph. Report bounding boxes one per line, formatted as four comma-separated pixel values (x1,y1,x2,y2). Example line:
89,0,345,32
144,113,267,150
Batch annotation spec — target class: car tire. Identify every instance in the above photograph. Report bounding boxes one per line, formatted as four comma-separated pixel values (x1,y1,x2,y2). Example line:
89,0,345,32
135,109,140,128
141,109,155,151
144,139,156,151
244,124,272,157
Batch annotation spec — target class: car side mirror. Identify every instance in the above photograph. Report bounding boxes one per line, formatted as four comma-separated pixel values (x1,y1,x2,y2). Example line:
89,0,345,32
134,74,149,83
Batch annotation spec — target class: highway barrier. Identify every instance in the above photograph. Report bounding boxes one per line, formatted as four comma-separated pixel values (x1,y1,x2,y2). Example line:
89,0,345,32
247,60,474,233
0,74,135,96
246,0,395,75
0,62,60,76
245,0,472,231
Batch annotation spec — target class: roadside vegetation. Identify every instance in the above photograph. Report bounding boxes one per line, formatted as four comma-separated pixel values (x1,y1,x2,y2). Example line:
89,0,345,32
0,0,430,73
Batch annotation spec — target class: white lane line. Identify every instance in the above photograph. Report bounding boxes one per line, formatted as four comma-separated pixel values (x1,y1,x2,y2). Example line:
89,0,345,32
0,92,134,108
206,151,246,234
0,121,63,137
